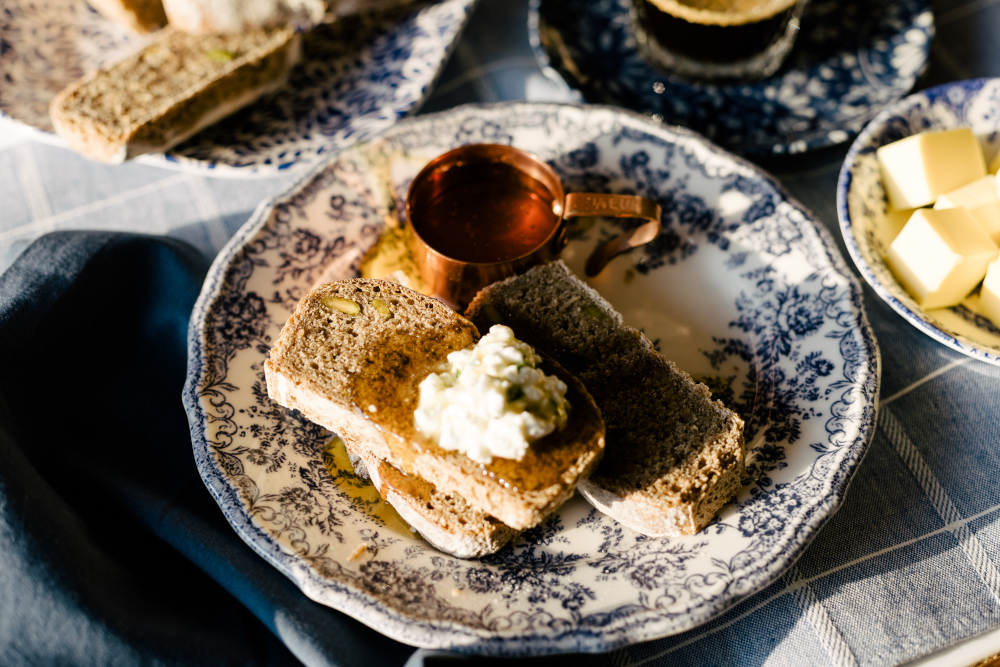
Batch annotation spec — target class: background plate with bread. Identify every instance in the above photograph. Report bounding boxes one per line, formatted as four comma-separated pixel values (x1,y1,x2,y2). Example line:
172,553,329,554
184,102,880,653
0,0,473,176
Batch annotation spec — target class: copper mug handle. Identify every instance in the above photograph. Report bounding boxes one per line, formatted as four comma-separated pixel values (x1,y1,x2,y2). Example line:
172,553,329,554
406,144,662,308
562,192,662,276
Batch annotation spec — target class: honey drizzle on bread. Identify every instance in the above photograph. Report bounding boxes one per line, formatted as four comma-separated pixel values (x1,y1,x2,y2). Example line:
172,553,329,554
268,280,517,557
265,279,606,536
351,334,603,495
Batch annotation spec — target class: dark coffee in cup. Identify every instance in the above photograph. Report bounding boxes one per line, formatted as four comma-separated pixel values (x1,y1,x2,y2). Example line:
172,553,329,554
633,0,805,81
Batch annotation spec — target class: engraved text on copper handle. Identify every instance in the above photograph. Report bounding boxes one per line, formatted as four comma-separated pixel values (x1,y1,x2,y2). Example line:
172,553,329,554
563,192,660,222
561,192,663,277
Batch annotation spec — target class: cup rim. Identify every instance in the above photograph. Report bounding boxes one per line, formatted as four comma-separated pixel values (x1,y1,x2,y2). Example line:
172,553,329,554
404,143,567,268
637,0,800,27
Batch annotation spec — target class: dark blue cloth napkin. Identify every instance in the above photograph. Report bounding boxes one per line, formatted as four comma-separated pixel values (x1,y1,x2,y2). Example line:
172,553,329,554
0,232,415,667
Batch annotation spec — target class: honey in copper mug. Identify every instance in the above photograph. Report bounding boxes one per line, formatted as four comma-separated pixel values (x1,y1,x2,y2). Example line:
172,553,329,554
409,159,561,264
632,0,806,81
405,144,662,309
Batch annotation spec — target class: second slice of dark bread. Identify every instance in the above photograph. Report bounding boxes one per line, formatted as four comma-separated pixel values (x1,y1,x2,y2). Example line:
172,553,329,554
466,260,745,536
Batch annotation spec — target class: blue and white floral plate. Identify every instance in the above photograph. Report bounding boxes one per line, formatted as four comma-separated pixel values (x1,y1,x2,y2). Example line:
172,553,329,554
529,0,933,155
0,0,473,176
838,78,1000,365
184,102,880,653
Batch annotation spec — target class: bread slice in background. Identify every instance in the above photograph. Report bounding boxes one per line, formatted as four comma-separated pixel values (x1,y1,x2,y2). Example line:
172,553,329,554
347,447,518,558
162,0,326,33
466,261,746,537
49,26,300,164
89,0,168,33
264,279,606,532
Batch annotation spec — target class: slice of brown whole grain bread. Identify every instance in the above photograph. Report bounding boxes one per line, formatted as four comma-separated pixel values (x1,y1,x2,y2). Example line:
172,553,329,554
346,446,518,558
264,278,606,532
49,26,300,164
466,260,745,537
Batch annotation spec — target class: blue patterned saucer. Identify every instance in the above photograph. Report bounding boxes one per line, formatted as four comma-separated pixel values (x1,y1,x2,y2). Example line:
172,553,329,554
529,0,933,156
838,78,1000,365
0,0,473,176
184,102,879,653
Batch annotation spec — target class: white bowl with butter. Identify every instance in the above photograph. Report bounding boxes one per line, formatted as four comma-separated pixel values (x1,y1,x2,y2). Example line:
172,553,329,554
838,78,1000,364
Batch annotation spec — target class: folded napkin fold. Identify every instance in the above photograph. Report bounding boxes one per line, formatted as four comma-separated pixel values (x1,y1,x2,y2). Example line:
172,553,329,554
0,232,414,667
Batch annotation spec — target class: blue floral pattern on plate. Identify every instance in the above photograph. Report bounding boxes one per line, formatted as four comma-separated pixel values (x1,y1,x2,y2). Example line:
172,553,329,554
184,102,880,653
0,0,473,176
529,0,933,155
838,77,1000,365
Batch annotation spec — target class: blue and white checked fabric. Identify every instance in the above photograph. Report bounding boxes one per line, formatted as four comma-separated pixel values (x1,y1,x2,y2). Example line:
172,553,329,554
2,0,1000,665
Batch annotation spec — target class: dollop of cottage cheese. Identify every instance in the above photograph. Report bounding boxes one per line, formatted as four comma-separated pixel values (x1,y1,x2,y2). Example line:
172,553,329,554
413,325,570,463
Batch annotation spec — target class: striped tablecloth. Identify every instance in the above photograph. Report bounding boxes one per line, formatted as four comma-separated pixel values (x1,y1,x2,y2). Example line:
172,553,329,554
2,0,1000,665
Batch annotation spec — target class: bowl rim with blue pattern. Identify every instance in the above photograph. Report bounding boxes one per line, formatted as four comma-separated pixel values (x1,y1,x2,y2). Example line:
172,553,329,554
185,100,880,653
837,77,1000,365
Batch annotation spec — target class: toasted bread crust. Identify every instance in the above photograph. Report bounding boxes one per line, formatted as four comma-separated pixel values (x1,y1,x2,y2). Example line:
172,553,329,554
466,260,746,537
265,279,605,533
347,449,519,559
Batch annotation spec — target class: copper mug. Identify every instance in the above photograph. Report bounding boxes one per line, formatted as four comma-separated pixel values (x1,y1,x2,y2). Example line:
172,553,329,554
405,144,662,308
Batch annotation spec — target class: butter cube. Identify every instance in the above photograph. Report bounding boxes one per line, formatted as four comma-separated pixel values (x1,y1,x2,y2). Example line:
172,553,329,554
877,128,986,209
990,150,1000,175
882,206,916,247
934,176,1000,243
980,261,1000,327
886,208,998,309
